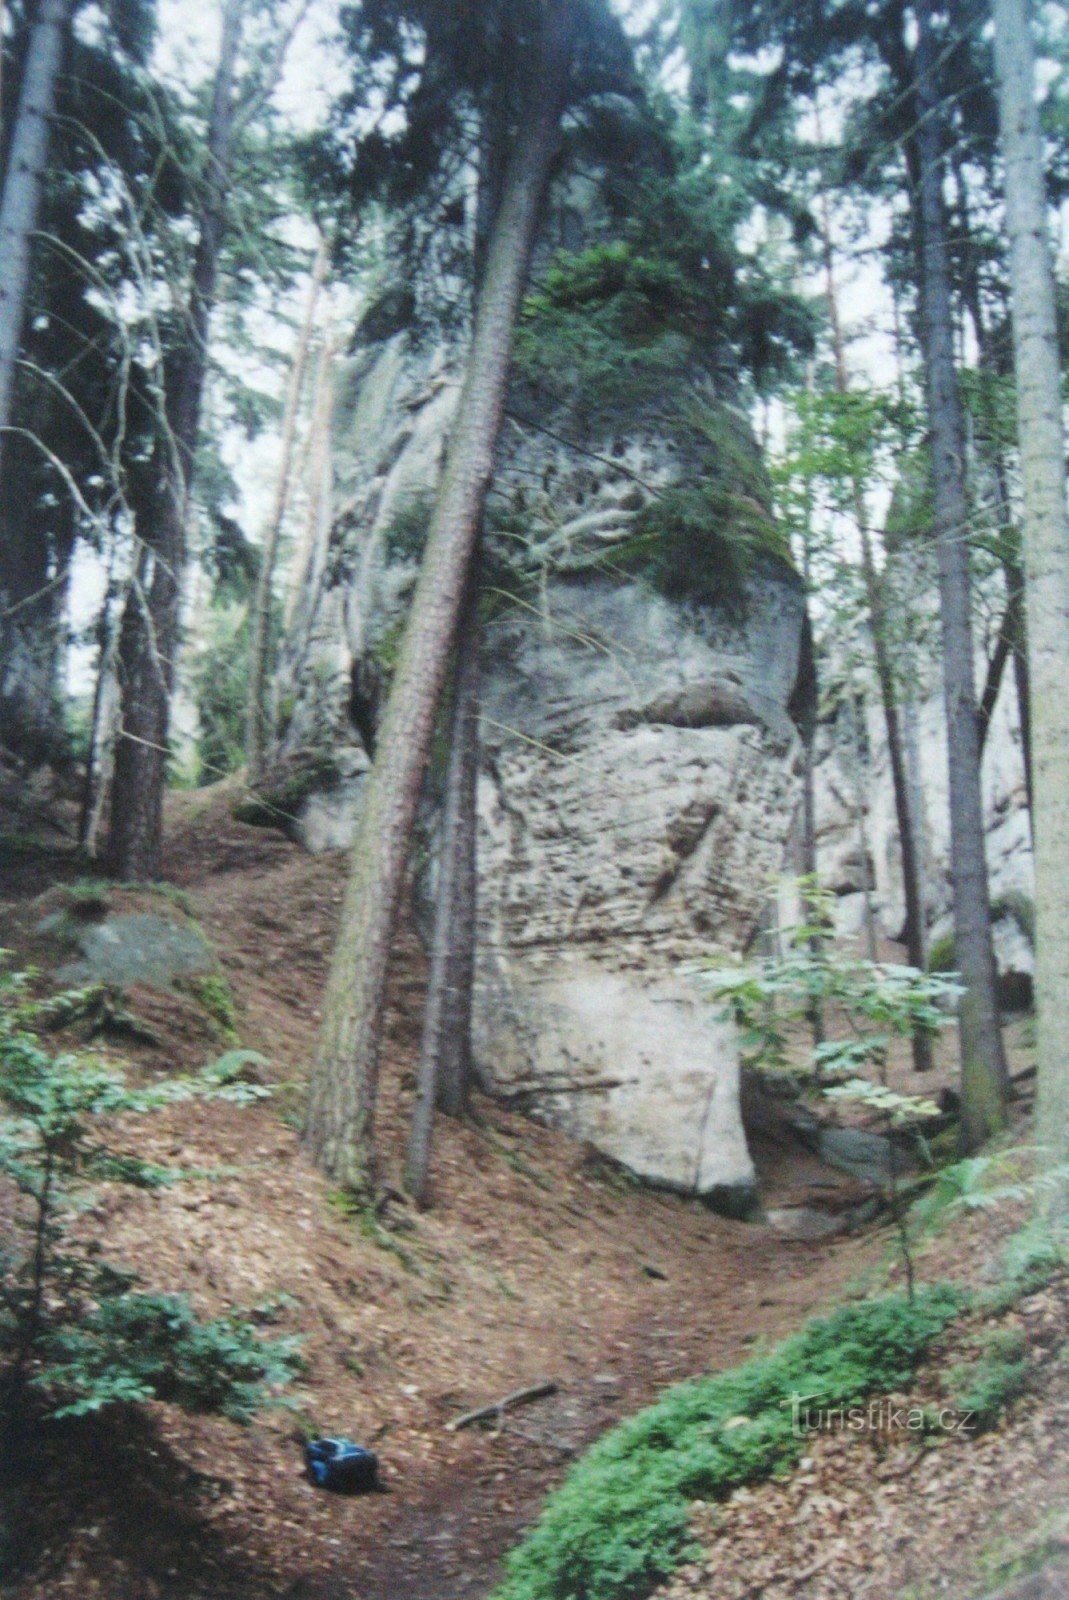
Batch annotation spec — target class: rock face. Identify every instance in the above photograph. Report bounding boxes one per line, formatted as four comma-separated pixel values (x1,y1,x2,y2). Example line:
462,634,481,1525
474,568,808,1211
270,198,814,1207
813,650,1035,1000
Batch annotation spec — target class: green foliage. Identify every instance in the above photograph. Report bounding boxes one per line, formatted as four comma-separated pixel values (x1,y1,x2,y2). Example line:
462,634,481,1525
193,602,254,784
914,1165,1068,1311
42,1293,302,1422
0,961,299,1427
516,239,707,412
494,1287,961,1600
516,243,697,419
948,1325,1030,1432
235,749,343,828
699,879,962,1084
927,932,957,975
998,1221,1065,1298
624,477,786,611
175,971,238,1043
381,492,435,563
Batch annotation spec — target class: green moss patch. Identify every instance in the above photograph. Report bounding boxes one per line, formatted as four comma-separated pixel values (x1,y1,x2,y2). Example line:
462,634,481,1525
494,1286,961,1600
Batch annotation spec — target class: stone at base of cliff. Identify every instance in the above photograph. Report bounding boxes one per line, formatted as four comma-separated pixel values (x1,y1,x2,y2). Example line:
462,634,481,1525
702,1180,763,1222
475,960,756,1203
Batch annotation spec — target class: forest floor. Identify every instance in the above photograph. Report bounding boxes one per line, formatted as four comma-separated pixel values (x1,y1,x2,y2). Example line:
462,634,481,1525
0,780,1060,1600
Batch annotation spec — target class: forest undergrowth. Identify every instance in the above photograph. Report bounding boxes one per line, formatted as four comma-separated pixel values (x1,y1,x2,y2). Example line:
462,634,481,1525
0,787,1061,1600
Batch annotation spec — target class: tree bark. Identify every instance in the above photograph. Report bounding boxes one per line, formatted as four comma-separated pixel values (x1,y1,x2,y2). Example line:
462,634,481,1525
245,233,328,785
914,0,1009,1148
953,156,1035,817
846,683,880,964
108,0,244,880
284,312,337,631
305,3,575,1191
79,562,127,855
0,502,74,763
992,0,1069,1212
405,572,481,1204
0,0,74,447
818,185,930,1064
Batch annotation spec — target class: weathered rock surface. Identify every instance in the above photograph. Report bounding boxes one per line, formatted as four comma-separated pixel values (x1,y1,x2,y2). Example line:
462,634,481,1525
31,887,235,1056
813,658,1035,994
44,909,213,990
473,568,808,1210
269,201,814,1207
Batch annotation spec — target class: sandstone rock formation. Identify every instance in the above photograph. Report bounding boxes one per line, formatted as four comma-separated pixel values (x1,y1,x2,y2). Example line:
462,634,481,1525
473,566,808,1213
269,206,814,1208
813,651,1035,1003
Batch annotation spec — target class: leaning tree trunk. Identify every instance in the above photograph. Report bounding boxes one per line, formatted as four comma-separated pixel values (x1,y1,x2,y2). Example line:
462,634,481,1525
404,90,511,1200
0,0,74,448
108,0,243,880
992,0,1069,1214
245,233,328,786
914,1,1009,1149
306,4,575,1192
405,573,481,1205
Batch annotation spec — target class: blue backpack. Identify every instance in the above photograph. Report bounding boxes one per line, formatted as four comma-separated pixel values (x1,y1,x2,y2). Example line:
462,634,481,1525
305,1438,380,1494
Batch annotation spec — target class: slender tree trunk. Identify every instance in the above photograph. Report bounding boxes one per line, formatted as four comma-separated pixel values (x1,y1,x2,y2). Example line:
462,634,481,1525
404,90,511,1199
953,156,1035,817
846,684,880,963
284,313,337,631
818,189,931,1062
405,574,481,1203
80,559,128,855
0,0,74,447
902,684,929,968
857,520,932,1065
992,0,1069,1213
306,4,575,1191
914,1,1009,1148
108,0,244,880
796,517,825,1047
245,234,328,784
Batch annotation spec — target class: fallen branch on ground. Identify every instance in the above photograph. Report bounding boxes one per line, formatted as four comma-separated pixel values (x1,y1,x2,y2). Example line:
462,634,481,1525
446,1379,558,1432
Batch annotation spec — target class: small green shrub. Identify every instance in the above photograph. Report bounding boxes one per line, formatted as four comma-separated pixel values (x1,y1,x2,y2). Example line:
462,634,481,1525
996,1220,1065,1302
177,971,238,1042
949,1344,1029,1432
927,932,957,974
623,483,785,611
43,1294,301,1421
381,492,435,563
494,1286,961,1600
0,960,300,1430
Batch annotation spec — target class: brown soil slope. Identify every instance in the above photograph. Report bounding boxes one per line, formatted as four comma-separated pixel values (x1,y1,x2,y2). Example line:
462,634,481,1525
1,788,884,1600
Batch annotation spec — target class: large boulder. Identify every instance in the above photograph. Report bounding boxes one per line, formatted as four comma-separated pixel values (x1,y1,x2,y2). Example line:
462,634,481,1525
473,567,808,1212
267,185,814,1208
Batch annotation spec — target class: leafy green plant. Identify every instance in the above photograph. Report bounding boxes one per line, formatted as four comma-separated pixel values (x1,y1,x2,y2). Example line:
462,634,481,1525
0,960,301,1430
699,879,962,1084
927,931,957,975
381,491,435,563
494,1286,961,1600
948,1326,1029,1432
176,971,239,1042
700,881,959,1294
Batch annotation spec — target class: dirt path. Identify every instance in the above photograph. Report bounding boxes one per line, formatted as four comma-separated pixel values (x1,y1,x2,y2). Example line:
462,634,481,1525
2,790,882,1600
